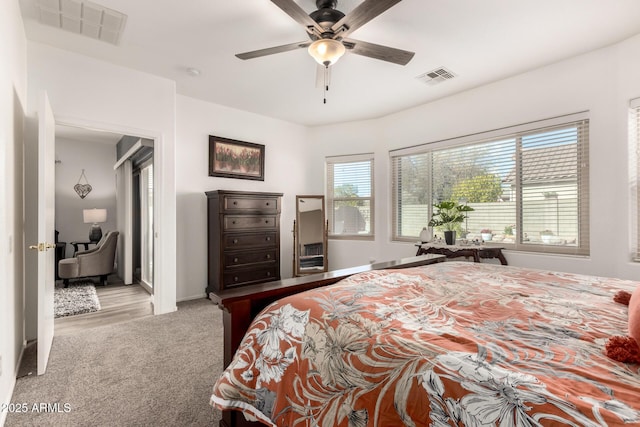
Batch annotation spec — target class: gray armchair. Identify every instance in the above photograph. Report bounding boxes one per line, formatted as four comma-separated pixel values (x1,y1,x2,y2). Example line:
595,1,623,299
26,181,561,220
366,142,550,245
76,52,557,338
59,231,119,287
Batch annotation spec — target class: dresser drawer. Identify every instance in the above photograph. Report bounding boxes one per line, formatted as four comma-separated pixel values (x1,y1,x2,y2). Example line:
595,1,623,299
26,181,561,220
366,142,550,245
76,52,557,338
223,215,277,231
223,195,279,213
224,249,278,268
223,266,279,288
207,190,283,294
222,232,278,250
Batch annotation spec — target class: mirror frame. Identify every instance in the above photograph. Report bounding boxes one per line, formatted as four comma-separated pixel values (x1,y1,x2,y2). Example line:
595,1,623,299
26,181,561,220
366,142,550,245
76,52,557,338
293,195,328,276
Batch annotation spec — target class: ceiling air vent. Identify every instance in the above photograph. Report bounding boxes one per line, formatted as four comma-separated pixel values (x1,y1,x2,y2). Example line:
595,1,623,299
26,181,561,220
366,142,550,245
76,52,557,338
416,67,456,86
35,0,127,45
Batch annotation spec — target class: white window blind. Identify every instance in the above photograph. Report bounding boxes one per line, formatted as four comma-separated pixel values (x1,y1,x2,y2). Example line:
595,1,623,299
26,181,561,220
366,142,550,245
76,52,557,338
391,114,590,255
326,153,374,239
631,98,640,261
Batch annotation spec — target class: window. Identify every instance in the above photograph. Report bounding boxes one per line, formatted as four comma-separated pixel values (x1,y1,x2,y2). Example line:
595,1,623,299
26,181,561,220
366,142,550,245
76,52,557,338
631,98,640,261
326,153,374,239
391,113,590,255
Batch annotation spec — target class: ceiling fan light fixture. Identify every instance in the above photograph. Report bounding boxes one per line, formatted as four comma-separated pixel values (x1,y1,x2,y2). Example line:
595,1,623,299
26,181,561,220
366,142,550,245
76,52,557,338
308,39,346,67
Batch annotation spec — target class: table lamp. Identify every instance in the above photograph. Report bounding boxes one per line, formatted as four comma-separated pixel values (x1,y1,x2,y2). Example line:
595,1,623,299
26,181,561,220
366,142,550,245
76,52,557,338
83,208,107,242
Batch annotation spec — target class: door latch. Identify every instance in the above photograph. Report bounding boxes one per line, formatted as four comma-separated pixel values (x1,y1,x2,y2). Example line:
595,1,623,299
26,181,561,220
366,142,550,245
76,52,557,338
28,242,56,252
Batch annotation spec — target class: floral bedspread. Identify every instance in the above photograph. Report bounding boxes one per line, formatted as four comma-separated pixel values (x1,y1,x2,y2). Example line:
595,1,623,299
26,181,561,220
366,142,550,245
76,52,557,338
210,262,640,426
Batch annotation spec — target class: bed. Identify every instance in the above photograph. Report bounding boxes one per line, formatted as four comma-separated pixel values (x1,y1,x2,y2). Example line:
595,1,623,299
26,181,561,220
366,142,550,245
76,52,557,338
210,261,640,426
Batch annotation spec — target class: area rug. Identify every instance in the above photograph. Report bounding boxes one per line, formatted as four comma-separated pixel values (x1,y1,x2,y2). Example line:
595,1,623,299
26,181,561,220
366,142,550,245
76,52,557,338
54,280,101,318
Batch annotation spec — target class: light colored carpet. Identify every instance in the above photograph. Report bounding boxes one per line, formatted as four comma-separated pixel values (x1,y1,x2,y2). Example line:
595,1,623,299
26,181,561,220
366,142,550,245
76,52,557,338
54,280,101,318
7,298,223,426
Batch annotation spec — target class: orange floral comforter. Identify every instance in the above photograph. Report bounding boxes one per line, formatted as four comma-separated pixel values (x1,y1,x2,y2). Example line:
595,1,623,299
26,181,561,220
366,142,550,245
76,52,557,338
210,262,640,426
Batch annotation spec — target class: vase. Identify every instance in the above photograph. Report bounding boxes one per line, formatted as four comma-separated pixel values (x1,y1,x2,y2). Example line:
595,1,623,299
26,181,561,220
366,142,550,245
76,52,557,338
481,233,493,242
444,230,456,245
419,227,431,242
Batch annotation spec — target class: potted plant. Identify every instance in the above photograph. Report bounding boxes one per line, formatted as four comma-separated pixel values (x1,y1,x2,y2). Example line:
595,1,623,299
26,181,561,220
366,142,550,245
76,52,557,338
504,224,515,236
480,229,493,242
428,201,474,245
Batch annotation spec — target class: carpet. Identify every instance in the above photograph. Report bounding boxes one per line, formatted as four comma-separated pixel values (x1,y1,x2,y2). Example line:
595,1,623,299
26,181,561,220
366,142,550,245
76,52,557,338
7,298,223,427
54,280,101,318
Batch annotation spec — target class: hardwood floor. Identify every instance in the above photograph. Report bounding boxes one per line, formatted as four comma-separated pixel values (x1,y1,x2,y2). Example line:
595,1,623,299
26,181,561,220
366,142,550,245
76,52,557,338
55,281,153,336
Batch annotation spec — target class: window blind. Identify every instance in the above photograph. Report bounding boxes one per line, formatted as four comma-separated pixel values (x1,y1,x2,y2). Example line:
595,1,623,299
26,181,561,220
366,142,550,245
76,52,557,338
391,113,590,256
326,153,374,239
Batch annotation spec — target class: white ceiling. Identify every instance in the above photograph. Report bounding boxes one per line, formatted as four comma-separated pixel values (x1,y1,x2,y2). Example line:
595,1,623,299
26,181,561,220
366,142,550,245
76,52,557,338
56,123,122,145
18,0,640,127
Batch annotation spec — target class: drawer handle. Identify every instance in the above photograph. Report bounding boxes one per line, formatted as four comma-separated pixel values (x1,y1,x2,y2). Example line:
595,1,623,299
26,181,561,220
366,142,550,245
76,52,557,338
233,257,239,263
265,220,269,224
234,276,239,282
233,201,237,205
232,220,236,224
266,254,271,259
233,238,238,244
266,272,271,277
266,202,270,206
266,237,271,241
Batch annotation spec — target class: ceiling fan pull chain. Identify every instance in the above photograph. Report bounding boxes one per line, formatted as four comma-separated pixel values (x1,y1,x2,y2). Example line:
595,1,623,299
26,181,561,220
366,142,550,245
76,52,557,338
324,64,329,104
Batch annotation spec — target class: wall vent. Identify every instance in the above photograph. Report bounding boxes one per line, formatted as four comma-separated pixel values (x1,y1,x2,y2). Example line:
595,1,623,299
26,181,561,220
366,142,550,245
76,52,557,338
416,67,456,86
35,0,127,45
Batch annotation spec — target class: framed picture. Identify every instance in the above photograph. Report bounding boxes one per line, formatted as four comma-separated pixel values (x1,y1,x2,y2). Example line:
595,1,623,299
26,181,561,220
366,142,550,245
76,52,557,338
209,135,265,181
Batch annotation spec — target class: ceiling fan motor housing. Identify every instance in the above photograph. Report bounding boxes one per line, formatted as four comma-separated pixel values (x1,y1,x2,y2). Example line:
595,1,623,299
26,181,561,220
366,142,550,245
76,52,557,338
311,0,345,30
315,0,337,10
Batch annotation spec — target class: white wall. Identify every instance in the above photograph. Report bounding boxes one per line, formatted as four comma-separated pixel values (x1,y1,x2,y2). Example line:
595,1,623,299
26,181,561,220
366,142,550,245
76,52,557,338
309,34,640,281
26,42,315,310
175,95,310,301
0,0,27,422
26,42,177,315
55,137,117,257
8,6,638,421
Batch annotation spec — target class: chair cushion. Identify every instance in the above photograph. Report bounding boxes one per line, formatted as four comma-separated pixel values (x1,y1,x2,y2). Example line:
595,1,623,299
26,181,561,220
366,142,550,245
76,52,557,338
58,257,79,279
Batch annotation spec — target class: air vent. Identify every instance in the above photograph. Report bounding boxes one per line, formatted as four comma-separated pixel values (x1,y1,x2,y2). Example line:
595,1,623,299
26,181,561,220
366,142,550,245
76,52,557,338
35,0,127,45
416,67,456,86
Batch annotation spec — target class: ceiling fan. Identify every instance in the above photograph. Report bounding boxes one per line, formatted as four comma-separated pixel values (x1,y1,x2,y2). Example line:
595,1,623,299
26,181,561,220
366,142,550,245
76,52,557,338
236,0,415,68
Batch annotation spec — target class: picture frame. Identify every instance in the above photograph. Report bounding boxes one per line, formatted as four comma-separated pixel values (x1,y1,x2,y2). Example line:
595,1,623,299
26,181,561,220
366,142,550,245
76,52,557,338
209,135,265,181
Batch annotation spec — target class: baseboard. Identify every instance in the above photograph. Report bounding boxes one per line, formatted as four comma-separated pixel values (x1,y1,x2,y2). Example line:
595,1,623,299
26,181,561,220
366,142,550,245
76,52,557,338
177,292,207,303
0,374,16,427
0,340,24,427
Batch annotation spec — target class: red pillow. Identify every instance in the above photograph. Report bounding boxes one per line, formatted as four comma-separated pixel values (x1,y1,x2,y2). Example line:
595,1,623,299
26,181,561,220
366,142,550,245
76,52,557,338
614,290,632,305
629,285,640,346
605,286,640,364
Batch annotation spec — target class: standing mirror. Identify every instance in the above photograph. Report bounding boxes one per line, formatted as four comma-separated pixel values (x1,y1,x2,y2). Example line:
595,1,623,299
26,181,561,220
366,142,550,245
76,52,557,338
293,195,328,276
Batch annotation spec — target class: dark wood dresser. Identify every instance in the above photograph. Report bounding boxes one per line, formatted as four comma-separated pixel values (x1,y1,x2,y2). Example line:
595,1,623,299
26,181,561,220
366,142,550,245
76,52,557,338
206,190,283,294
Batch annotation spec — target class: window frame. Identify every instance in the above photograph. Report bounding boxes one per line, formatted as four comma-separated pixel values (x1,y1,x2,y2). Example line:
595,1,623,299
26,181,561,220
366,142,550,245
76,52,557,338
630,98,640,261
390,113,590,256
326,153,375,241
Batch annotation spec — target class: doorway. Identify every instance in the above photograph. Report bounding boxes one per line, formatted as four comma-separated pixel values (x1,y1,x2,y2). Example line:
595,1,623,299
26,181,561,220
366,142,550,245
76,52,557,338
52,124,154,326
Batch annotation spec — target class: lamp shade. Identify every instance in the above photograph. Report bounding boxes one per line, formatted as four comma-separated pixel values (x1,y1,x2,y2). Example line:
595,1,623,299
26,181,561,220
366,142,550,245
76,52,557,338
83,208,107,224
308,39,346,66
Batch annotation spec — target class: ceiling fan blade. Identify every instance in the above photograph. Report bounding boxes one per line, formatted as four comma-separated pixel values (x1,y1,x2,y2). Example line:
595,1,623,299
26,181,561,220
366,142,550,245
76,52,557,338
236,41,310,60
271,0,324,36
342,38,415,65
331,0,402,38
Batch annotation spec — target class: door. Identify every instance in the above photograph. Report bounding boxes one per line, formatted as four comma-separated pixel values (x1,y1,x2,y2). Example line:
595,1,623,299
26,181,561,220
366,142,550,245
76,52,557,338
140,163,153,289
32,91,56,375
